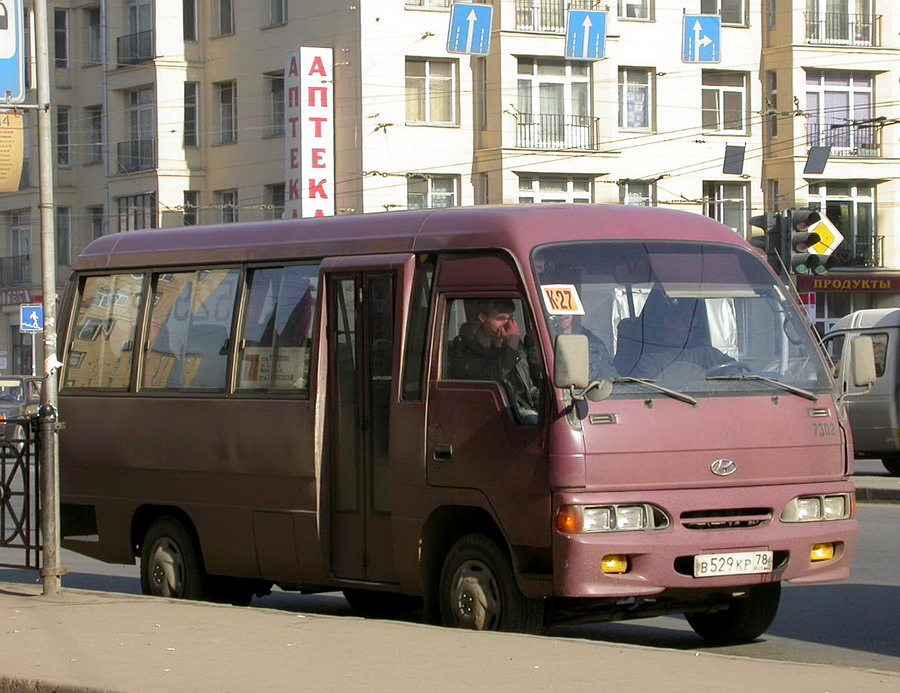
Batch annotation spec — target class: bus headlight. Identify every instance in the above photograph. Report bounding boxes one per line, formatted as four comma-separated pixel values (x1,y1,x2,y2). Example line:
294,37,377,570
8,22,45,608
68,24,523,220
781,493,853,522
557,504,669,533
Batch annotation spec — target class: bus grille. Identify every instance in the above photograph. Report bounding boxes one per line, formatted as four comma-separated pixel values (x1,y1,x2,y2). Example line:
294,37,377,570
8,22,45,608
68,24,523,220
680,508,772,530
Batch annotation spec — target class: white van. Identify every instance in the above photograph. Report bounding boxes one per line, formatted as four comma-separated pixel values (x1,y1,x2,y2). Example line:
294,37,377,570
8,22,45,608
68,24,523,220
824,309,900,476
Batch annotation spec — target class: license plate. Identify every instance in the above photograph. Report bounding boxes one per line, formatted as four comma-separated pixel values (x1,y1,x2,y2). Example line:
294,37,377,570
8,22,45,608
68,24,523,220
693,550,773,577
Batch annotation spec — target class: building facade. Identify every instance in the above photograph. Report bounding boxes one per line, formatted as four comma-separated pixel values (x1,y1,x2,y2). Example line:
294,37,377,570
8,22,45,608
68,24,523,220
0,0,897,371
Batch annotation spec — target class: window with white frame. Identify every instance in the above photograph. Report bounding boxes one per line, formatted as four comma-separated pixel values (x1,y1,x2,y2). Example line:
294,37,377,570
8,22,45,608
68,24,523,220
702,71,747,133
54,8,68,68
805,70,875,155
264,184,286,219
516,0,565,32
215,80,238,143
518,175,592,204
806,0,875,45
407,175,458,209
117,193,157,232
266,73,285,136
268,0,287,26
619,180,655,206
217,190,238,223
217,0,234,36
85,7,101,64
517,58,593,149
405,58,457,125
808,181,878,267
10,212,31,284
700,0,745,25
184,82,199,147
56,207,71,266
703,182,748,237
405,0,451,8
56,106,70,167
618,0,651,19
86,106,102,163
618,67,653,130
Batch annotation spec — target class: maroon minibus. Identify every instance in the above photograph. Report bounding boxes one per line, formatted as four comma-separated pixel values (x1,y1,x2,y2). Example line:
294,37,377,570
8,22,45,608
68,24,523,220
57,205,871,642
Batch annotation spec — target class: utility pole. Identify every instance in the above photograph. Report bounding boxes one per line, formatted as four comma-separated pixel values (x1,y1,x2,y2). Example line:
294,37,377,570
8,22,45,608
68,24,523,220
32,0,63,597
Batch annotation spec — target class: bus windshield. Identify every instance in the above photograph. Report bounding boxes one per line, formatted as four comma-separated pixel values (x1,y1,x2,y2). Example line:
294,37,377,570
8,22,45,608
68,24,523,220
534,241,832,398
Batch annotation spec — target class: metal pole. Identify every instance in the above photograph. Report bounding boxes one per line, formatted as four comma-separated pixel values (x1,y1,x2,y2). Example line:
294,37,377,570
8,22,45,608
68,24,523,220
33,0,63,596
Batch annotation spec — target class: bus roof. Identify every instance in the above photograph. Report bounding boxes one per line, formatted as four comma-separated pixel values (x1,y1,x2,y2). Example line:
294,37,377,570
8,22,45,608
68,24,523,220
74,204,749,271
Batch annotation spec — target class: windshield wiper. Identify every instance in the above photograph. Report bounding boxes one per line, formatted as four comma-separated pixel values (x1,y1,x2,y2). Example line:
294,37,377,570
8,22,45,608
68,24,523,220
707,375,818,402
613,377,697,406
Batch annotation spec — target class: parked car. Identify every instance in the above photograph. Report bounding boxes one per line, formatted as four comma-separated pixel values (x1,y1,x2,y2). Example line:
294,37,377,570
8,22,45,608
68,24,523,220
824,309,900,476
0,376,41,452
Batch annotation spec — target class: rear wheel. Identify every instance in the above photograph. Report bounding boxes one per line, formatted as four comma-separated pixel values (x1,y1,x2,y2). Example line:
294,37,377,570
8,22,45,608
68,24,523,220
439,534,543,634
881,455,900,476
140,516,210,600
685,582,781,644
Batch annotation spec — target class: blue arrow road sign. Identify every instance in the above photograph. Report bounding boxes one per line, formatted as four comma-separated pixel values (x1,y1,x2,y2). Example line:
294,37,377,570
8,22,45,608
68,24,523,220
682,15,721,63
447,3,493,56
20,304,43,333
565,10,607,61
0,0,25,103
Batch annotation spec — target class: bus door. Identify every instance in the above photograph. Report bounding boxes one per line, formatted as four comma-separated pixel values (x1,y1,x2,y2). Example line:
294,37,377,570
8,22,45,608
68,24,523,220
322,255,414,583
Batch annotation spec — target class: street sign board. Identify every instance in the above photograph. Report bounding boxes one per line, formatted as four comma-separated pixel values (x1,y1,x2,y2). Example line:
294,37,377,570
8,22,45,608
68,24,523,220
682,15,721,63
808,216,844,256
565,10,607,61
0,0,25,103
19,303,43,333
447,3,493,56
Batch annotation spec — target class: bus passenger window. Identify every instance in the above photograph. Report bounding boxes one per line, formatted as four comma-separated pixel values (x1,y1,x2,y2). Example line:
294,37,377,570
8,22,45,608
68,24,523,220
143,269,240,390
63,273,144,389
237,265,318,394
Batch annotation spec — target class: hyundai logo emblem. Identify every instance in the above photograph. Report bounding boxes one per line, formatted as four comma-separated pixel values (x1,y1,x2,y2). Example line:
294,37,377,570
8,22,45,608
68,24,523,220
710,459,737,476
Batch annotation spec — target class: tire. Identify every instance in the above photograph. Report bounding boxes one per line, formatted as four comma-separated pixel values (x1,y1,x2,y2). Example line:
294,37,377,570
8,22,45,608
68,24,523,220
438,533,544,634
342,588,423,617
881,456,900,476
685,582,781,644
140,516,210,601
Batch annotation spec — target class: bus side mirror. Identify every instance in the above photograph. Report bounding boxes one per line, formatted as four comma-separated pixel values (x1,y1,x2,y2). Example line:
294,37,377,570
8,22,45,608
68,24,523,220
554,334,589,389
850,336,876,388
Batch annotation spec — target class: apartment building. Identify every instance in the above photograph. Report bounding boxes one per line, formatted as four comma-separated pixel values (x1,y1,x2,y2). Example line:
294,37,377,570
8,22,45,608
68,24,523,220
0,0,897,371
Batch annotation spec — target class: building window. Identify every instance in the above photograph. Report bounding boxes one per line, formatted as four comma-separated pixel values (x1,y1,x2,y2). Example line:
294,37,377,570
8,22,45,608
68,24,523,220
215,80,238,143
217,0,234,36
618,0,651,19
184,0,198,41
85,7,101,64
405,58,457,125
56,106,70,167
266,73,285,136
117,193,157,232
805,70,876,156
89,206,104,239
518,175,592,204
619,180,655,206
118,88,156,173
808,182,878,267
183,191,199,226
9,211,31,285
264,184,285,219
517,58,595,149
184,82,199,147
405,0,452,8
700,0,745,26
217,190,238,223
515,0,565,33
407,175,458,210
805,0,876,46
54,8,68,69
86,106,103,164
765,71,778,139
704,182,748,237
56,207,71,267
702,71,747,133
618,67,653,130
268,0,287,26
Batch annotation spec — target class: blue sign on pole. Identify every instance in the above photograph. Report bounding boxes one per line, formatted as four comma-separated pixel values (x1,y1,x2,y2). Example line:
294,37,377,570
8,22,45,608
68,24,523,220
682,15,721,63
447,3,493,56
0,0,25,103
20,304,43,333
565,10,607,61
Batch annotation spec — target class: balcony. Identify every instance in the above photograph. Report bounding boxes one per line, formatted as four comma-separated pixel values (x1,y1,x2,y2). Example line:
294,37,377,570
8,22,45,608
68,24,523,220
116,139,157,173
806,120,881,158
516,113,600,150
117,30,153,66
515,0,565,33
829,235,885,269
0,255,32,287
805,13,880,47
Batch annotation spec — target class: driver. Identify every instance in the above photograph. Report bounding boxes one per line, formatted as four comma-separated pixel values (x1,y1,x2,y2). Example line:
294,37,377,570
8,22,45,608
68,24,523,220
628,297,734,379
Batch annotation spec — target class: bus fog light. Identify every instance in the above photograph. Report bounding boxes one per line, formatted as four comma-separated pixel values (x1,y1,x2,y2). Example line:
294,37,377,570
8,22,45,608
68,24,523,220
601,555,629,574
615,505,647,531
810,543,835,562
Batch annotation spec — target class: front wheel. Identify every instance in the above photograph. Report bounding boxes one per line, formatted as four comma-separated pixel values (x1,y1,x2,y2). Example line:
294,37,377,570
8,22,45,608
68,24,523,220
881,455,900,476
685,582,781,644
140,516,210,601
438,534,543,634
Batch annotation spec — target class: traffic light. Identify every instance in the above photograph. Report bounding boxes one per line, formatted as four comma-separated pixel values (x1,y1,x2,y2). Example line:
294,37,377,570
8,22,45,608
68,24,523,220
787,209,826,275
749,212,783,275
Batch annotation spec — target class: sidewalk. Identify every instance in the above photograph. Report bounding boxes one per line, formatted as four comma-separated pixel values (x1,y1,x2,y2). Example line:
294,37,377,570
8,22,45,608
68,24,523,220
0,582,898,693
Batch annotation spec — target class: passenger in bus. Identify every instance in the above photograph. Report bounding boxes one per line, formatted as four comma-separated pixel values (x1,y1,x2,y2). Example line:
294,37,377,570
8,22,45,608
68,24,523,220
549,314,617,380
447,298,541,424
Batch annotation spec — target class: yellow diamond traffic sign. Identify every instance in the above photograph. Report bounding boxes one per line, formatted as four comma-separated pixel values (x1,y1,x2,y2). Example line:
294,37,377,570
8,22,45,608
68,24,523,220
809,216,843,256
